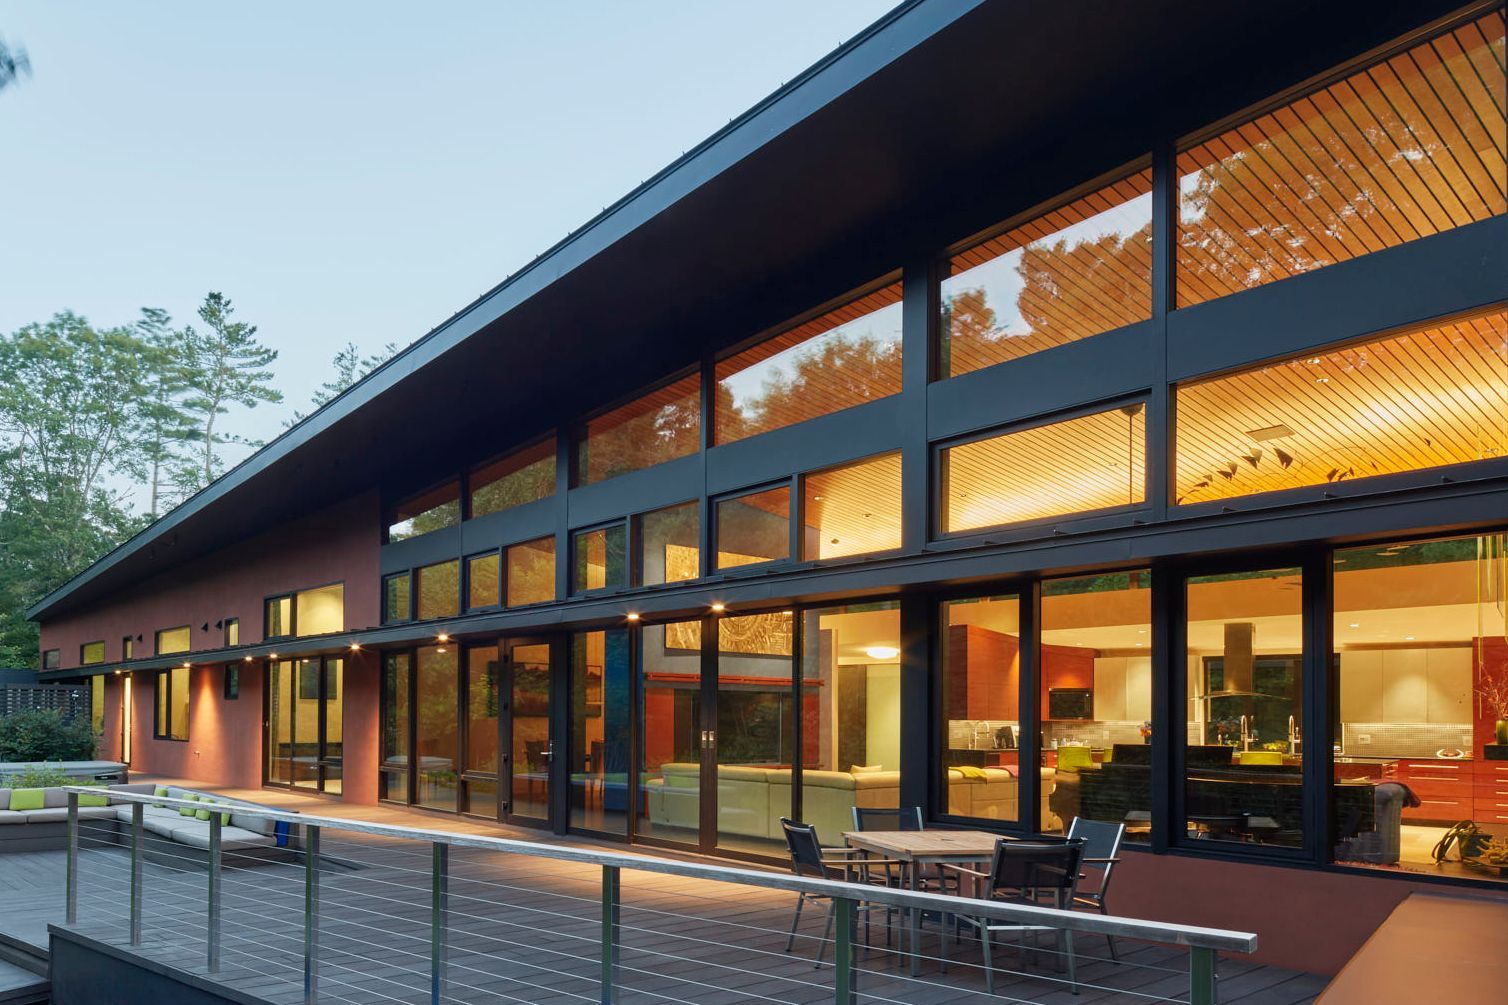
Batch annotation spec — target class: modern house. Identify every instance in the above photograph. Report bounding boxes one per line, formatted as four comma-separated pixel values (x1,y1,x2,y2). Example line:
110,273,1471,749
28,0,1508,976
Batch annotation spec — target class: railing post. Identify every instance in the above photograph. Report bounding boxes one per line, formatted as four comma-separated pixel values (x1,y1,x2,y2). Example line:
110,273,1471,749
600,864,620,1005
208,812,222,973
431,842,448,1005
833,896,856,1005
1189,946,1217,1005
65,791,78,925
129,802,143,945
304,825,320,1004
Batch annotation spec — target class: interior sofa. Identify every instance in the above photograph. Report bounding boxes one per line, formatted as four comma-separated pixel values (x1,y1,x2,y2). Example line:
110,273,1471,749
0,782,298,865
644,763,1053,841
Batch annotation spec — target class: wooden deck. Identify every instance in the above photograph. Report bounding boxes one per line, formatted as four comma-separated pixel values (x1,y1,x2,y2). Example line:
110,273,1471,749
0,782,1330,1004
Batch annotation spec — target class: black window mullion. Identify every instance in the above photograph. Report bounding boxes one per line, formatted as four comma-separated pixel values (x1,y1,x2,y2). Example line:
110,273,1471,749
1018,582,1041,834
789,606,804,826
1303,550,1334,866
1150,561,1178,855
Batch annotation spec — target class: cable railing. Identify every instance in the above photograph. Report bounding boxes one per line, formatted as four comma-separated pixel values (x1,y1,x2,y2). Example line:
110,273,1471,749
60,787,1256,1005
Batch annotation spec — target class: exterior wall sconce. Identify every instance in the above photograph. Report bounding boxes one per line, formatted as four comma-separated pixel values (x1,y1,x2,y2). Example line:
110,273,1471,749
626,612,640,622
710,603,726,613
437,633,450,643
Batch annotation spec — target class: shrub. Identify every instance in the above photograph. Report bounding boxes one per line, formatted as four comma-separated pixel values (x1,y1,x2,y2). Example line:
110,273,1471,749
0,709,97,763
5,764,72,788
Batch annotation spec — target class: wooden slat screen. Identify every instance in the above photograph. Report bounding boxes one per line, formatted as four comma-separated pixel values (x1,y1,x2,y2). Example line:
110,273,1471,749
941,406,1146,532
1177,11,1507,307
801,452,903,559
940,170,1154,378
1175,308,1508,504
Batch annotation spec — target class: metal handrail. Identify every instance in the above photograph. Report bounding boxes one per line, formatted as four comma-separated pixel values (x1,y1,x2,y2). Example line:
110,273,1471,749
62,785,1254,1005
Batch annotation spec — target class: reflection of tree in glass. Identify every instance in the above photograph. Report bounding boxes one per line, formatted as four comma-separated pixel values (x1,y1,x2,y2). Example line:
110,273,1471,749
729,334,901,436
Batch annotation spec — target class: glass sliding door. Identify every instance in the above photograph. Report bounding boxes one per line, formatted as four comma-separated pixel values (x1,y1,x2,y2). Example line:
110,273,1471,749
715,611,795,856
415,645,460,811
571,629,630,835
799,603,901,841
1183,567,1305,847
939,594,1024,823
638,620,703,848
463,645,501,818
380,653,411,802
266,656,342,793
504,639,555,826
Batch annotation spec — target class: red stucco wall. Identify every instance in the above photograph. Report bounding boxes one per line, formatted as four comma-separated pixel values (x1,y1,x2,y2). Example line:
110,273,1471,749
1111,848,1508,975
40,491,381,670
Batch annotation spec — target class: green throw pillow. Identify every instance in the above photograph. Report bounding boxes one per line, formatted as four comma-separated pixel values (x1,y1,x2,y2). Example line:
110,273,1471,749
9,788,44,812
153,785,169,808
193,803,231,825
178,794,199,817
77,784,109,808
194,807,210,821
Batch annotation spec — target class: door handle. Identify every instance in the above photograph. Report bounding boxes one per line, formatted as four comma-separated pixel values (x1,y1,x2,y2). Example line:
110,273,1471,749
701,730,717,750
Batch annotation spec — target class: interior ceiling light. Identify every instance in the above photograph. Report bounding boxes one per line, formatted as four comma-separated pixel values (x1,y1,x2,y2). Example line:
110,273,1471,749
864,645,900,661
1246,424,1297,442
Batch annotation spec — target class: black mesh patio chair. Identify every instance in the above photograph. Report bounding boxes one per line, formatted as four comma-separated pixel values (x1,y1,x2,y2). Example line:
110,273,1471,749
779,818,902,966
1066,817,1125,961
945,837,1087,995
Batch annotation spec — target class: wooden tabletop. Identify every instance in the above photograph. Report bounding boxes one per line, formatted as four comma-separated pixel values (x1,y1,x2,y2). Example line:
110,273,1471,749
842,829,1001,861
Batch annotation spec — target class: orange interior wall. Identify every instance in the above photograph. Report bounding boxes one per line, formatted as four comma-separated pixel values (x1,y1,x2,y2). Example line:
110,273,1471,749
946,624,1020,720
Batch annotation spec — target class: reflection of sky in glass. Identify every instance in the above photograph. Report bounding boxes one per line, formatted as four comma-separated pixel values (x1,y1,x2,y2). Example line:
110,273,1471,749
942,193,1151,336
721,301,902,412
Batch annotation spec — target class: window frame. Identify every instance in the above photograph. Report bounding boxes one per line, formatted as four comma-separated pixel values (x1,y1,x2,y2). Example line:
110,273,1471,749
385,479,463,544
153,665,190,742
383,571,415,624
223,618,240,648
504,535,558,608
464,549,503,612
265,581,346,639
80,640,106,666
122,637,135,660
42,649,60,670
632,498,703,587
798,449,905,563
154,625,192,657
571,519,630,596
932,396,1151,540
466,434,558,520
571,366,702,488
711,479,796,575
413,559,463,621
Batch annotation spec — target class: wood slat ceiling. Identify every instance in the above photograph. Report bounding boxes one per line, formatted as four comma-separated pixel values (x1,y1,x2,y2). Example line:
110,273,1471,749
1175,308,1508,504
941,170,1154,378
1177,11,1506,306
715,283,904,444
942,407,1146,532
802,451,903,559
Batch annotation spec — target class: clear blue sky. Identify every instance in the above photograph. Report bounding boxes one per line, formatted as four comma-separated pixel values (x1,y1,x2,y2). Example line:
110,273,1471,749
0,1,894,474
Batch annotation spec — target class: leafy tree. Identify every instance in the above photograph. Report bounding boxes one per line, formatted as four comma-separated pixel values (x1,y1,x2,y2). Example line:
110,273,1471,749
180,292,282,487
0,313,152,665
286,340,398,427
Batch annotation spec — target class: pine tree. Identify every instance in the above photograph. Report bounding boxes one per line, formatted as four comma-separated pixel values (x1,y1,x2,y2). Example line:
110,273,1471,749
180,292,282,487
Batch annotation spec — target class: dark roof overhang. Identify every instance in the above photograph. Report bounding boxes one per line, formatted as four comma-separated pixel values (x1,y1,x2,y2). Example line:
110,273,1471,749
28,0,1474,622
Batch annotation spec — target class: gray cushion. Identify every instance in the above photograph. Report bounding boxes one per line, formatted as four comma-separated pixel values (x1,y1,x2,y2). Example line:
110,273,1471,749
230,813,275,837
23,807,117,823
43,789,69,809
0,810,27,825
143,817,181,839
170,824,274,851
0,790,9,811
109,783,156,794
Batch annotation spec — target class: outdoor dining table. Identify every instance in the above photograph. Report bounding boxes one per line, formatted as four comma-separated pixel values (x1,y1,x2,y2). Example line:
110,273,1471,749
842,829,1003,976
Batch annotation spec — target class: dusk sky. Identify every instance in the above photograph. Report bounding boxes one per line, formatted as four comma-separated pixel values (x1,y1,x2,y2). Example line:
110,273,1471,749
0,1,894,480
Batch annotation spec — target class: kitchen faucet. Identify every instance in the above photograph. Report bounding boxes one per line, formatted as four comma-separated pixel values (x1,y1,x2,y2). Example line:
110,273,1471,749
1239,714,1252,753
1288,715,1300,756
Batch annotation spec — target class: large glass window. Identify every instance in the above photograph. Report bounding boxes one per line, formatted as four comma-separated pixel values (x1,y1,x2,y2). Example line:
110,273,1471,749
295,583,343,636
639,620,703,846
575,373,700,485
415,645,459,811
467,552,501,610
470,439,556,518
1184,567,1305,848
715,486,790,570
801,453,902,560
636,501,700,586
380,653,410,802
715,282,903,443
1332,533,1507,885
940,171,1154,378
1175,309,1508,506
266,595,292,638
80,641,104,665
465,645,500,817
574,524,627,594
571,629,631,835
383,573,412,624
940,595,1023,823
387,482,461,542
506,537,556,606
800,603,901,838
153,666,189,741
1040,572,1153,838
1177,12,1506,307
415,560,460,620
155,626,191,656
941,404,1147,533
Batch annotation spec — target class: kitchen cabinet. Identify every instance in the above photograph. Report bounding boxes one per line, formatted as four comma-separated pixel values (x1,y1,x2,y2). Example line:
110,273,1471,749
1425,647,1471,723
1381,650,1428,722
1390,758,1474,822
1340,650,1383,722
1475,761,1508,830
1091,656,1150,722
1340,648,1473,725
